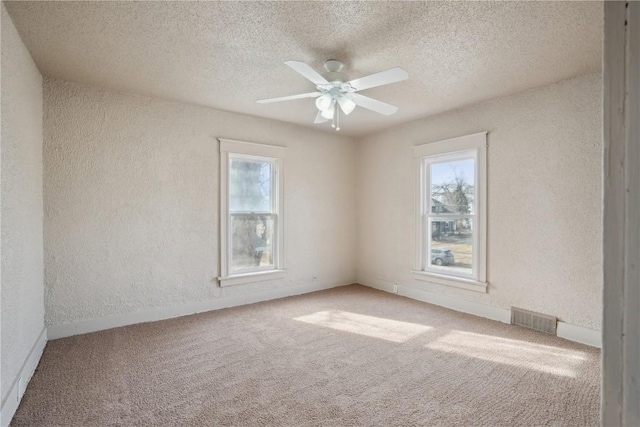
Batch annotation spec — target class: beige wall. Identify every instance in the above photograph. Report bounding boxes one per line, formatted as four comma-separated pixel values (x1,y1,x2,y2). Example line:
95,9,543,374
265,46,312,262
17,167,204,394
43,79,357,328
1,4,45,403
43,74,602,332
356,73,602,329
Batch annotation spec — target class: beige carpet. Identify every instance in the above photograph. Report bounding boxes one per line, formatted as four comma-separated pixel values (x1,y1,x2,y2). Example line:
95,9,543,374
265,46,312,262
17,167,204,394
12,285,600,426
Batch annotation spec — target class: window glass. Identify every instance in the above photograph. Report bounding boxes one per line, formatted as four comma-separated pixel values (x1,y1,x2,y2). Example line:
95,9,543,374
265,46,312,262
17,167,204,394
426,157,475,278
429,218,474,275
229,158,272,213
430,158,475,214
230,214,275,272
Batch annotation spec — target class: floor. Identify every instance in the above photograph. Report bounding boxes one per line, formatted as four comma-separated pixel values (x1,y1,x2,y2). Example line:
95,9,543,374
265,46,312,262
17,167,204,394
12,285,600,426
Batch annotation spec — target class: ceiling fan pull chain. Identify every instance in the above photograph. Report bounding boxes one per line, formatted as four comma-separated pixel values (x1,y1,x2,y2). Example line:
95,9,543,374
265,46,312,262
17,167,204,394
336,106,340,131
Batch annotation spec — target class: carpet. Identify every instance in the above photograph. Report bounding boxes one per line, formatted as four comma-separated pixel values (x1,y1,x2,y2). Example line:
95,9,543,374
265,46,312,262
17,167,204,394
11,284,600,426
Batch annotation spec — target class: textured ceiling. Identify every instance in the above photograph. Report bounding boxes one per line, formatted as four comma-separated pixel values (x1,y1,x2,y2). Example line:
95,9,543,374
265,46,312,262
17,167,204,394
4,1,602,137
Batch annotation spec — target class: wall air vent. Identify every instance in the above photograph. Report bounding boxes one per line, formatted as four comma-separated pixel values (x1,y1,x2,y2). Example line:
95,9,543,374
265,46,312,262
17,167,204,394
511,307,557,335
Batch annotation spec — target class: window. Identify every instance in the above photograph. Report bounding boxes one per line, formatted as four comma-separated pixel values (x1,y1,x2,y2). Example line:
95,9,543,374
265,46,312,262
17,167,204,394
413,132,487,292
219,139,286,286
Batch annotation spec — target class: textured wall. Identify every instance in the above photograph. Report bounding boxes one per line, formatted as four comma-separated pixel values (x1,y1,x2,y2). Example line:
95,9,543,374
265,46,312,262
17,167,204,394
43,79,357,327
356,73,602,329
1,4,45,402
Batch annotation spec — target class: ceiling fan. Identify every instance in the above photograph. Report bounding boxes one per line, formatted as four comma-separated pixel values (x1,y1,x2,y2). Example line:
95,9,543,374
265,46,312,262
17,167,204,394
257,60,408,131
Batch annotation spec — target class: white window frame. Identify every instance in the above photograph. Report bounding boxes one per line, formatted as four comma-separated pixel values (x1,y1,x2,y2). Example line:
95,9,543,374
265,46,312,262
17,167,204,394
218,138,286,287
412,132,488,293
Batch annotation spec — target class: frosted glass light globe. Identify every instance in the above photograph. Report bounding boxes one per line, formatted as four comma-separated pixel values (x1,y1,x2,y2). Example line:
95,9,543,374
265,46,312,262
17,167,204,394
320,105,335,120
315,94,333,111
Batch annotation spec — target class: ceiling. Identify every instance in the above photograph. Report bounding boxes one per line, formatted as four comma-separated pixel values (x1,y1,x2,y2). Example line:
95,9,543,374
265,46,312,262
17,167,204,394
4,1,602,137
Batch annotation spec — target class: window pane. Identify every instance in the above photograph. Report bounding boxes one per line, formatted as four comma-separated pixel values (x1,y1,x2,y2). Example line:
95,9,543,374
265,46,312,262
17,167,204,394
229,158,273,213
230,214,275,272
430,218,473,275
430,158,475,214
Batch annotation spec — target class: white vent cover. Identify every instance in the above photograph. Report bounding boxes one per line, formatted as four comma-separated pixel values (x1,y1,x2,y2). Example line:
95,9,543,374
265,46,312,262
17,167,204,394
511,307,557,335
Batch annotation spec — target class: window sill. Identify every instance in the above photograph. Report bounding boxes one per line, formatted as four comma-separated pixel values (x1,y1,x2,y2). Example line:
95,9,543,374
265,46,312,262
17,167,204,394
411,270,487,293
219,269,287,287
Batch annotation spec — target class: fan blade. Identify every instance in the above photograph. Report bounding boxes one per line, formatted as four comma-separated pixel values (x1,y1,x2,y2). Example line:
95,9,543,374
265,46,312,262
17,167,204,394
351,93,398,116
285,61,330,86
347,67,408,91
314,110,329,123
257,92,321,104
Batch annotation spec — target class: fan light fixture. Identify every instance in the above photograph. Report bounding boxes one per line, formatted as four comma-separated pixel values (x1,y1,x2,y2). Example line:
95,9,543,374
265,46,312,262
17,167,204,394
320,104,335,120
315,94,333,111
338,97,356,115
257,59,409,131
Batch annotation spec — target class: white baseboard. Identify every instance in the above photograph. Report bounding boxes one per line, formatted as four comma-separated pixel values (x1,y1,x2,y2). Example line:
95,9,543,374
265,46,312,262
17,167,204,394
557,321,601,348
359,275,511,324
48,279,353,340
1,327,47,427
401,285,512,323
358,277,601,348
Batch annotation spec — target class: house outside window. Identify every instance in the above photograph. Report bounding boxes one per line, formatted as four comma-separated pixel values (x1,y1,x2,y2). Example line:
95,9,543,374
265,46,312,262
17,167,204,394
412,132,488,293
219,139,286,286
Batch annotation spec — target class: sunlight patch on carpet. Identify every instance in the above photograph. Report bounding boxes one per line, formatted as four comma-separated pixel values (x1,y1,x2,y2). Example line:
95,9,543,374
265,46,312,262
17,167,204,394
294,310,433,343
425,330,587,377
